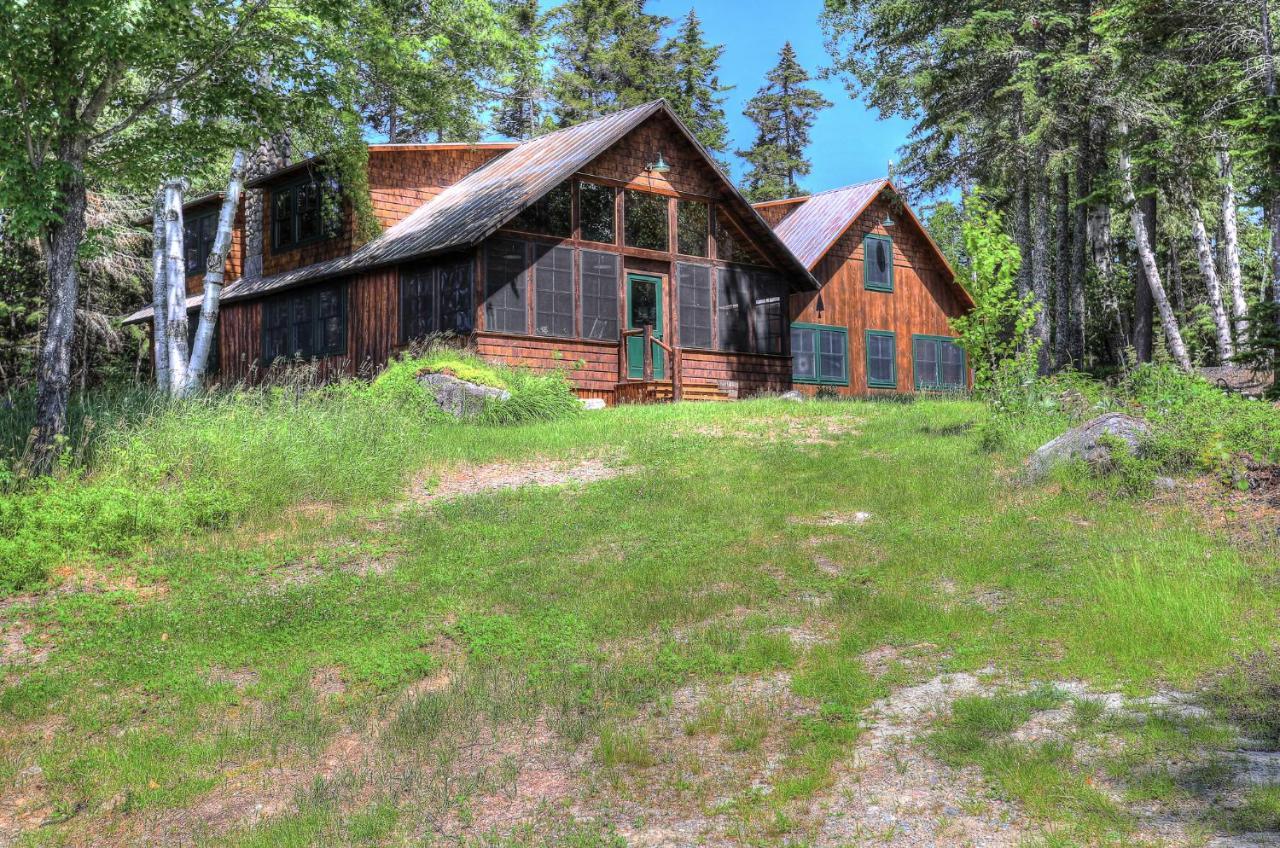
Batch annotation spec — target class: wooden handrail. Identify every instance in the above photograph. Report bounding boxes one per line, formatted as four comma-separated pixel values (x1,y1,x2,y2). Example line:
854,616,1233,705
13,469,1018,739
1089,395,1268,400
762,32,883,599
618,323,682,401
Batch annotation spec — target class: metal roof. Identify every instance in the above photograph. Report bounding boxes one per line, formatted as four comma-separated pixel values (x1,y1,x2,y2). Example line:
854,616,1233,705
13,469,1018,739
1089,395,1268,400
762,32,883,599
767,180,888,271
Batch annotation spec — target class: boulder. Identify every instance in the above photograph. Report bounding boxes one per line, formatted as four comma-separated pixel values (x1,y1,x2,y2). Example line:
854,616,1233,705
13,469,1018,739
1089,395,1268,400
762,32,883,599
418,371,510,418
1026,413,1150,481
580,398,607,411
779,390,806,402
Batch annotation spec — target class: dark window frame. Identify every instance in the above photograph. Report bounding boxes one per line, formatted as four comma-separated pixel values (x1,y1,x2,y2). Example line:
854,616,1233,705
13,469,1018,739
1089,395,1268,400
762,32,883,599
912,334,967,390
533,244,576,338
863,233,894,292
577,180,617,245
270,173,343,254
624,189,670,252
865,329,897,389
676,199,709,257
580,249,620,341
184,209,219,276
260,281,348,362
483,239,529,335
791,323,849,387
676,262,713,350
509,181,573,238
399,259,475,344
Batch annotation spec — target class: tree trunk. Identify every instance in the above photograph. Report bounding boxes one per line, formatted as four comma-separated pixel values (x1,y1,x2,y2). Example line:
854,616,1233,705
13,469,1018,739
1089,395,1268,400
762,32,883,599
1012,173,1032,300
1118,130,1191,370
1031,171,1052,373
185,151,247,394
1054,170,1073,368
1133,163,1156,363
1264,0,1280,358
31,151,88,473
1218,146,1248,344
1189,203,1235,361
150,186,170,392
164,179,190,396
1170,236,1185,317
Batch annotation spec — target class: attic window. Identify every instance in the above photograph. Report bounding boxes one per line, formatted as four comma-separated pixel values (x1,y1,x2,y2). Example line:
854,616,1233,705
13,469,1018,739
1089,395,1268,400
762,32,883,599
714,212,756,265
184,209,218,276
624,190,669,252
578,181,615,244
864,234,893,291
510,181,572,238
676,200,708,257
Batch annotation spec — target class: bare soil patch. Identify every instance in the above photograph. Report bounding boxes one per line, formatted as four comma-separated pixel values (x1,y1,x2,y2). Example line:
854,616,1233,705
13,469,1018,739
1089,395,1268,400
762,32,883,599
791,510,873,527
408,457,630,506
680,414,862,446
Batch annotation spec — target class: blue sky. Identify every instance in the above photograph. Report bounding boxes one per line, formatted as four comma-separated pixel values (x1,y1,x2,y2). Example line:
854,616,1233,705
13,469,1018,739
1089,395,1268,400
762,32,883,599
645,0,913,194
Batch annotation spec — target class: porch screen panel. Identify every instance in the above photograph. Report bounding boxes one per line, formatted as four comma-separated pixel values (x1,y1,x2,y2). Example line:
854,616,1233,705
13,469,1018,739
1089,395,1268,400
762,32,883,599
534,244,575,337
676,263,712,349
750,270,786,355
400,264,436,343
580,250,619,340
438,259,474,335
716,267,751,352
484,239,528,334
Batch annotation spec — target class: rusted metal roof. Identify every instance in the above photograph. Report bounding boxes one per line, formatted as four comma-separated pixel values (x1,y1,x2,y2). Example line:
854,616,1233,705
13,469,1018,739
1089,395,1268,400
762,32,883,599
122,293,202,325
766,180,888,271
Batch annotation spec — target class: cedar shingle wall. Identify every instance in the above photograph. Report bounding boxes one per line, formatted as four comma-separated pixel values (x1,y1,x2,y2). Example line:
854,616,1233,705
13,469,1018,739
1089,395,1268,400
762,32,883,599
789,193,967,395
581,112,723,198
367,148,509,231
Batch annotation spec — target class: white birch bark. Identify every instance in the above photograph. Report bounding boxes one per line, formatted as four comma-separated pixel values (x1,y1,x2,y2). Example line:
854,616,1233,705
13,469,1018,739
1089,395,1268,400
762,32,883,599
163,178,191,396
150,186,170,392
184,150,247,394
1117,127,1191,371
1217,146,1249,345
1188,204,1235,361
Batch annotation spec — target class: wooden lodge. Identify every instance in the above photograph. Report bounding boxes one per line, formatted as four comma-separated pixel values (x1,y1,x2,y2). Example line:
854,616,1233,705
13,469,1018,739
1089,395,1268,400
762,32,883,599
125,101,972,403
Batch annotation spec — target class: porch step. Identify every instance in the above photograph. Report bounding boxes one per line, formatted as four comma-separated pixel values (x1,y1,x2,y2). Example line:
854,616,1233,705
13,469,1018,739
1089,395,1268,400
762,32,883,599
615,380,729,404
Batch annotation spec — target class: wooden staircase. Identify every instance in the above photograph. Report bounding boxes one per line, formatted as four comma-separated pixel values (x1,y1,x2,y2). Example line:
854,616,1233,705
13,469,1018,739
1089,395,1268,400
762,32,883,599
615,379,729,404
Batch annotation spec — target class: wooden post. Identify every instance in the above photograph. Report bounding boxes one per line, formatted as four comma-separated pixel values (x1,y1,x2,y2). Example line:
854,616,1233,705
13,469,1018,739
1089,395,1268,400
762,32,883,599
672,346,682,401
642,324,653,381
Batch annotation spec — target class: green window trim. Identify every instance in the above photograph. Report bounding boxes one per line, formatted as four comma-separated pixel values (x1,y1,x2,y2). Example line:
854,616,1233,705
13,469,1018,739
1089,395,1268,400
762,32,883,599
863,233,894,292
792,322,850,386
864,329,897,389
912,333,968,390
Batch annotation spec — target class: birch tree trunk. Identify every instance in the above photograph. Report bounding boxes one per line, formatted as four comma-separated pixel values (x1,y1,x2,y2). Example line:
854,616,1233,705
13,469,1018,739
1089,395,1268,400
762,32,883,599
1134,161,1156,363
1189,203,1235,361
184,150,247,394
150,186,170,392
1118,129,1191,370
163,179,191,396
1170,236,1184,317
1218,146,1248,344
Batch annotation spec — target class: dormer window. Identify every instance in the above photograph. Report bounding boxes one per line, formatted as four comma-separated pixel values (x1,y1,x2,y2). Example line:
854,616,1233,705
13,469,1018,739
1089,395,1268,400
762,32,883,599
271,174,342,252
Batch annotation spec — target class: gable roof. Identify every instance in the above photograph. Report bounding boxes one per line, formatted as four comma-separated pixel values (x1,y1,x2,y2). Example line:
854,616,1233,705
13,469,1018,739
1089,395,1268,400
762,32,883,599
755,179,972,310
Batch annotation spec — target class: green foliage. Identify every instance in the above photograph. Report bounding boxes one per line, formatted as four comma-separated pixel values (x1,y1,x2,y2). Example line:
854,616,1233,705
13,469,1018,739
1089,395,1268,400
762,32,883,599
736,43,831,201
1205,649,1280,748
665,11,733,164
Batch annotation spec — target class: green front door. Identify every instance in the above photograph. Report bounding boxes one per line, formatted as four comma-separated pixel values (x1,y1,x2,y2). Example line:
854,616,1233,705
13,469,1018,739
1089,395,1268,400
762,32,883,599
626,273,665,379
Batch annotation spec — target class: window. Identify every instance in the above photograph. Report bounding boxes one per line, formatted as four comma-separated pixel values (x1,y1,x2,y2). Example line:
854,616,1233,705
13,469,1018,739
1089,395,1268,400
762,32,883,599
792,324,848,386
624,190,669,252
484,239,528,334
676,263,712,349
510,181,572,237
715,212,757,265
865,330,897,389
676,200,709,257
184,210,218,276
716,267,751,352
400,258,473,342
581,250,619,340
534,244,574,337
579,182,616,244
261,282,347,361
271,174,342,252
913,335,967,390
864,234,893,291
751,270,786,355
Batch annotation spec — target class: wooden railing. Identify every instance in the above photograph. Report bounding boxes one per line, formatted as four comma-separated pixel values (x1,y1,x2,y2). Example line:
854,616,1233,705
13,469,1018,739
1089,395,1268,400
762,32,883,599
619,324,682,401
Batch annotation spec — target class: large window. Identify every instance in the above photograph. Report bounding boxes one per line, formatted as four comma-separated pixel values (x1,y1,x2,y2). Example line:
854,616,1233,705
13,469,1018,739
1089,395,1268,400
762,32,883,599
718,267,785,354
715,213,757,265
676,200,709,257
624,190,669,252
865,330,897,389
271,174,342,252
751,271,786,355
581,250,619,340
864,234,893,292
261,282,347,361
913,335,967,390
484,239,528,334
400,258,473,343
792,324,848,386
510,181,572,237
716,267,751,352
677,263,713,349
184,210,218,276
534,244,575,337
579,182,616,244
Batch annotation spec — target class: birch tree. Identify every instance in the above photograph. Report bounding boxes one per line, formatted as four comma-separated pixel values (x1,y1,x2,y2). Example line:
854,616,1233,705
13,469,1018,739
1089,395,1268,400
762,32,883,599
163,179,191,395
1187,202,1235,359
1217,147,1249,344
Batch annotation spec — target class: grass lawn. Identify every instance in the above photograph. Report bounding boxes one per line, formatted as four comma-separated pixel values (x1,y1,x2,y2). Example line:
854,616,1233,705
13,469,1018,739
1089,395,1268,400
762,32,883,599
1,397,1276,846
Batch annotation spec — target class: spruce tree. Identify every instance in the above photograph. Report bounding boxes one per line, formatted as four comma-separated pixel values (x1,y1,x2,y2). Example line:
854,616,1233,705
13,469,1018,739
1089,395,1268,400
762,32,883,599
737,42,831,201
665,10,733,164
492,0,548,139
547,0,671,126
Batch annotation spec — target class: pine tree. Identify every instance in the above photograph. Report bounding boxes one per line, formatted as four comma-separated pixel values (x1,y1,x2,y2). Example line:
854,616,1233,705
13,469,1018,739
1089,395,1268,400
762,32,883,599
547,0,671,126
492,0,548,139
665,10,732,164
736,43,831,201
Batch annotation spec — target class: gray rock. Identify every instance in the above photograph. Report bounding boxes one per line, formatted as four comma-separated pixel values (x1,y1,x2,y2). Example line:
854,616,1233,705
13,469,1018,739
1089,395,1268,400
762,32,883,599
579,398,607,411
1154,475,1177,492
418,371,511,418
779,390,805,401
1026,413,1151,481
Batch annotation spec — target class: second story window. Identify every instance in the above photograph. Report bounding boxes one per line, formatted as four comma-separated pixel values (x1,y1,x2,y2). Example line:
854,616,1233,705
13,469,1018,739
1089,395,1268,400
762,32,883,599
272,174,342,252
184,209,218,276
624,190,669,252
